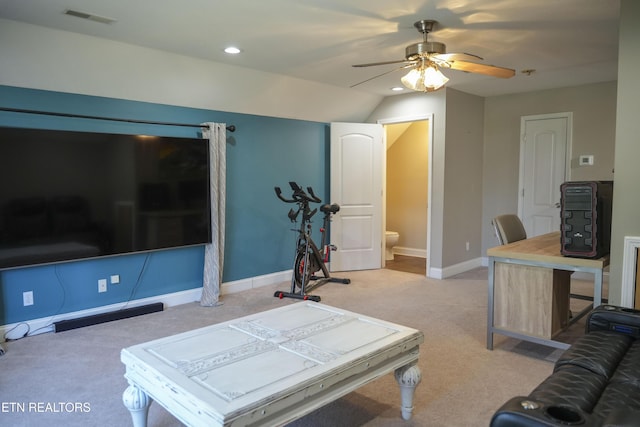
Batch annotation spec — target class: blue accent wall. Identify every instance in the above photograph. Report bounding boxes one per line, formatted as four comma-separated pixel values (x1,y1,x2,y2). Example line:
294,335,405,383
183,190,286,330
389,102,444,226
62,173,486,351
0,85,329,325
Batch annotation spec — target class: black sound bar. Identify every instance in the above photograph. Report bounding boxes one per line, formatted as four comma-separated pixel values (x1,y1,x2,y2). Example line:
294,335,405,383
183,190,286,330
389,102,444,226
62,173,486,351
53,302,163,333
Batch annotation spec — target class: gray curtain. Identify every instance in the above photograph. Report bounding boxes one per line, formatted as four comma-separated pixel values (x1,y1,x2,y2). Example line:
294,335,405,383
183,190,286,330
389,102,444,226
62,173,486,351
200,123,226,306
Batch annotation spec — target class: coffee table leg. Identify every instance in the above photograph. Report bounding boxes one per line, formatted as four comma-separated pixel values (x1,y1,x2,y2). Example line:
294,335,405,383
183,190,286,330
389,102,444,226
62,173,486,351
394,363,422,420
123,383,152,427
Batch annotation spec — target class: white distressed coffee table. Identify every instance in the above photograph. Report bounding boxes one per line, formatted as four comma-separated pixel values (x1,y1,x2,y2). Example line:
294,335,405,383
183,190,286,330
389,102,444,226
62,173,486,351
121,301,424,427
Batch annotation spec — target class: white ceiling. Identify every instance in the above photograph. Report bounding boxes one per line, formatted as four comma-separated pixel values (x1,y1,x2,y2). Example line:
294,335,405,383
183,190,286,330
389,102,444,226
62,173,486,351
0,0,621,97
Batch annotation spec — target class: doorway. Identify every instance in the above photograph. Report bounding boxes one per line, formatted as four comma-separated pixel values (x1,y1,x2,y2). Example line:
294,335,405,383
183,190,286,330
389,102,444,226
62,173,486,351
382,119,430,275
518,113,572,237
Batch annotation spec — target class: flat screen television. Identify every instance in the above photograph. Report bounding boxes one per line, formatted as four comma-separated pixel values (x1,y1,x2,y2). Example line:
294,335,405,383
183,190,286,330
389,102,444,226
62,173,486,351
0,126,211,269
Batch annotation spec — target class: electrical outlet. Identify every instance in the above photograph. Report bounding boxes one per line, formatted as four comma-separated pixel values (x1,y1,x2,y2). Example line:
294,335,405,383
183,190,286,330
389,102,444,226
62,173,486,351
110,274,120,284
23,291,34,306
98,279,107,293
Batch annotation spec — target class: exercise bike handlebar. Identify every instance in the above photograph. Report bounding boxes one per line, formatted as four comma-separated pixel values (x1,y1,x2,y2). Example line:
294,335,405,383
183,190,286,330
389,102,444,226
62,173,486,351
274,182,322,204
274,186,296,203
305,186,322,203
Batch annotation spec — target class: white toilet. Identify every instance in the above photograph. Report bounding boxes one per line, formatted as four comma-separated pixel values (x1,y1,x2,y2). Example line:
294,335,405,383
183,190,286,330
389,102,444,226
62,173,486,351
385,231,400,261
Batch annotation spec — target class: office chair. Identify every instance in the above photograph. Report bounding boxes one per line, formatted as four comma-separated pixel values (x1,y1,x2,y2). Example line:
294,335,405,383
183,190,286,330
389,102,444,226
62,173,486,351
492,214,527,245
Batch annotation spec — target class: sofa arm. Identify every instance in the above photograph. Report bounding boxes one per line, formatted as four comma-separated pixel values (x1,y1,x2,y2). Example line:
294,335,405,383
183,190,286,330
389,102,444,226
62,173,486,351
490,397,595,427
587,305,640,337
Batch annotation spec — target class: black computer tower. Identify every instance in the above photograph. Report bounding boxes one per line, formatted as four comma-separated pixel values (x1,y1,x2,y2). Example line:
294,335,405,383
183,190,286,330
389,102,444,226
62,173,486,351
560,181,613,258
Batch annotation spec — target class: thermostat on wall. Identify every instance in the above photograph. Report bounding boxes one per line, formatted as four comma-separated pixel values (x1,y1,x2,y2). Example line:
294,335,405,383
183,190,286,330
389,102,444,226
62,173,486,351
579,155,594,166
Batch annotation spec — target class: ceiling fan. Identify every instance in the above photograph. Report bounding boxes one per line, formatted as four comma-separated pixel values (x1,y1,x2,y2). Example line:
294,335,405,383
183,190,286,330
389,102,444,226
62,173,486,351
352,20,516,92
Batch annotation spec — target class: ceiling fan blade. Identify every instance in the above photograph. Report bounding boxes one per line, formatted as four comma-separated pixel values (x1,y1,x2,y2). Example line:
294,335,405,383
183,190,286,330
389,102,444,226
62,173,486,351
441,60,515,78
350,64,415,88
352,59,415,67
433,52,484,62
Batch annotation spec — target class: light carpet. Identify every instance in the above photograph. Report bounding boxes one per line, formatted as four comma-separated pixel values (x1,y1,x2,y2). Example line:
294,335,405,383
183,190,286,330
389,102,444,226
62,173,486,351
0,267,594,427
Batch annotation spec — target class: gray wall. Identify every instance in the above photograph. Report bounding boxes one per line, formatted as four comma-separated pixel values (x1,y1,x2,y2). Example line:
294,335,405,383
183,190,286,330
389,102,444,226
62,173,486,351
443,89,485,266
372,79,618,280
610,0,640,305
482,81,617,257
367,88,484,276
366,90,448,272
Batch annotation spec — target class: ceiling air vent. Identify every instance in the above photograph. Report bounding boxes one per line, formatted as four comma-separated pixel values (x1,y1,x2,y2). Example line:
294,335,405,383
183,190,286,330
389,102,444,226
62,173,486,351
64,9,116,24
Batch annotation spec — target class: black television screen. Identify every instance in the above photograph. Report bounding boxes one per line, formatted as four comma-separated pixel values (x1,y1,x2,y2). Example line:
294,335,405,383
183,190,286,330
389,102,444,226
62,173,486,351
0,126,211,269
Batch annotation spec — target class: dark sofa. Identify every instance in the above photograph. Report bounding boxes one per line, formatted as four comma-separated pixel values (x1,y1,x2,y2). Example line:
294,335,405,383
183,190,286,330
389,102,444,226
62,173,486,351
491,305,640,427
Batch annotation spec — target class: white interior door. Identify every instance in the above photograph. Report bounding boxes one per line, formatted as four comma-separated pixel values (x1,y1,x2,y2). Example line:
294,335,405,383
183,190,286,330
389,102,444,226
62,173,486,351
330,122,383,271
518,113,572,237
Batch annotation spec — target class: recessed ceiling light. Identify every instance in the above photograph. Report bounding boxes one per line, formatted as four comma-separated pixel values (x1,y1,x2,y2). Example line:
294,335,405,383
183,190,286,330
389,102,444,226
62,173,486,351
224,47,241,54
391,87,404,91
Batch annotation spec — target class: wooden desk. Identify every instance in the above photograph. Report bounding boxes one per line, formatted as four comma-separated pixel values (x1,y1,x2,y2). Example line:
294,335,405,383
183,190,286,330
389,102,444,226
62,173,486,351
121,302,424,427
487,232,609,350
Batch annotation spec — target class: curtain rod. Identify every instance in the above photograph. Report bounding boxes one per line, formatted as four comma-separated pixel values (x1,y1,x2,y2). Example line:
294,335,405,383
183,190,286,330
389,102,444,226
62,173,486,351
0,107,236,132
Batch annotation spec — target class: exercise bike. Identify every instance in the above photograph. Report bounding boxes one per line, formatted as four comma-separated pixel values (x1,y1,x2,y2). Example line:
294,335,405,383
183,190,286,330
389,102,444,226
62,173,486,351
274,182,350,302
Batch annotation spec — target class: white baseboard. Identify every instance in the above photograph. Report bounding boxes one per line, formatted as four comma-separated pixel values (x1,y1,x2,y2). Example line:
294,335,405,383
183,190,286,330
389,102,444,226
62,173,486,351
2,270,294,341
1,287,203,341
221,270,291,295
393,246,427,258
429,257,483,279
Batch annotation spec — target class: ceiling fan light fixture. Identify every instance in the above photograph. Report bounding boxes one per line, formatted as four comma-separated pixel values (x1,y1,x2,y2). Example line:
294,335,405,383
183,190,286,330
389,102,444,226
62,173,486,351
351,18,514,90
401,63,449,92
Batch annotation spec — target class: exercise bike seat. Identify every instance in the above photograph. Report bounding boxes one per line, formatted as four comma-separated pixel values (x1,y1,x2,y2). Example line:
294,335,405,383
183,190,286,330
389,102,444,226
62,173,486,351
321,203,340,214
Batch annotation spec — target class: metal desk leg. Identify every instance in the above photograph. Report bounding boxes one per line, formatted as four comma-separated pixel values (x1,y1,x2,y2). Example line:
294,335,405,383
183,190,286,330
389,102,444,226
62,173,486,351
487,257,495,350
594,268,603,308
